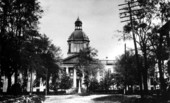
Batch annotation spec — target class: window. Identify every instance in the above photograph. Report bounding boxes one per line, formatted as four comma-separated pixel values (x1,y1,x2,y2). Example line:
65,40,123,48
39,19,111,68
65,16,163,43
69,67,74,76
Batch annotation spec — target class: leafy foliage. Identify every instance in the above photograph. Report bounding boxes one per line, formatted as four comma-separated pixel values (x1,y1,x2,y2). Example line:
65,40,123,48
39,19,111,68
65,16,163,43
100,72,115,90
88,78,100,92
0,0,43,91
59,73,72,89
114,51,141,87
122,0,170,94
0,0,62,93
75,47,104,90
76,47,103,77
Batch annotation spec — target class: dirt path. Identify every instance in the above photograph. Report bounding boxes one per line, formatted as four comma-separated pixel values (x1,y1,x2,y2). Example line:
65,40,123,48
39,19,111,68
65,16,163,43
43,94,128,103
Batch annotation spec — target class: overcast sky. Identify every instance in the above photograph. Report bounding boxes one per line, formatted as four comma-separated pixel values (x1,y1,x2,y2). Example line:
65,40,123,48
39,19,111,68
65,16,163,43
38,0,134,60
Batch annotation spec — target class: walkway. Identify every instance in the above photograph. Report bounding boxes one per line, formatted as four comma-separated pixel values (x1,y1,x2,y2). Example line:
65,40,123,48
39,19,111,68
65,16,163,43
43,94,140,103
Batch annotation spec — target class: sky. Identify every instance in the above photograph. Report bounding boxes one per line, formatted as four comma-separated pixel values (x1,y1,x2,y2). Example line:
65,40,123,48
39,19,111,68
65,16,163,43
38,0,134,60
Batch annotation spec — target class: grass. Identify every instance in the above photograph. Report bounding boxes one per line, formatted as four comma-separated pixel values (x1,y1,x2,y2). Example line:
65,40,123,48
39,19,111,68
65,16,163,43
0,94,45,103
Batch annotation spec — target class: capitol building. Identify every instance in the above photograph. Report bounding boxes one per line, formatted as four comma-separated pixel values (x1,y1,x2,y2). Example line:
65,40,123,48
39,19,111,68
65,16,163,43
61,17,115,93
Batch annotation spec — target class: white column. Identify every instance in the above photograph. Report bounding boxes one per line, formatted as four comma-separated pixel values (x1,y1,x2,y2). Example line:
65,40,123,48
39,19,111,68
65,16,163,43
2,76,8,92
66,67,69,75
73,68,77,88
78,80,81,93
97,69,100,82
27,74,30,92
82,73,84,84
81,72,85,88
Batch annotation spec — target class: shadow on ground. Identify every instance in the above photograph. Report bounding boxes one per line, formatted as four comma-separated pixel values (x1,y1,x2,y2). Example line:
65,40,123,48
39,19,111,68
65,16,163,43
92,94,131,103
92,94,170,103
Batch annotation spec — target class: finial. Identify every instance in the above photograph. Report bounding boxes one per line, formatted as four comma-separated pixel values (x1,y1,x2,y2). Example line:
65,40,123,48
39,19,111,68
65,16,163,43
77,16,80,21
75,16,82,30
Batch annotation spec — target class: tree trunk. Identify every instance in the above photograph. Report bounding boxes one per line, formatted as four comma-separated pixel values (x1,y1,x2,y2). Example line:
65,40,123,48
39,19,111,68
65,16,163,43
7,74,12,93
158,34,166,92
143,48,148,94
14,68,18,84
23,70,28,92
142,70,148,94
30,68,33,95
46,71,50,94
158,59,166,91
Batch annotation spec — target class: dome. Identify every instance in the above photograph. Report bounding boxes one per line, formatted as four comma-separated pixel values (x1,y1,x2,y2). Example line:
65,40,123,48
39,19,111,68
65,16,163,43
68,30,89,42
67,17,90,55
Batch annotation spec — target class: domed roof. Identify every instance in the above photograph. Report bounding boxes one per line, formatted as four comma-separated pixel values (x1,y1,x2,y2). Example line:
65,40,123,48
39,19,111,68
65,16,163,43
68,17,90,42
68,30,89,42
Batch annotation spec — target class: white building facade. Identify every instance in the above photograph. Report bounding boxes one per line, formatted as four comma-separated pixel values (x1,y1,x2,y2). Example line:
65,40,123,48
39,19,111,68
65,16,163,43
61,18,116,93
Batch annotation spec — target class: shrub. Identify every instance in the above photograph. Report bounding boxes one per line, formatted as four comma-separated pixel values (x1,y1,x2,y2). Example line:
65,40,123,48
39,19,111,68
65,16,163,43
59,73,72,89
88,79,100,92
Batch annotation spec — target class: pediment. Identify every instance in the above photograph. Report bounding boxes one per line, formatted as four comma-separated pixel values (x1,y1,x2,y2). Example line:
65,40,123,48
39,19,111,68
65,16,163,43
62,54,79,64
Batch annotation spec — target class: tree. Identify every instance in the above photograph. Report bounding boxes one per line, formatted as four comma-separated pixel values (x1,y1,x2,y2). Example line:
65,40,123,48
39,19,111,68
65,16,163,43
148,26,169,92
34,34,61,93
20,32,61,94
59,73,72,89
122,0,170,94
88,78,100,92
100,72,115,91
0,0,62,94
75,47,104,93
0,0,43,92
137,0,170,93
114,50,142,92
42,44,61,93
